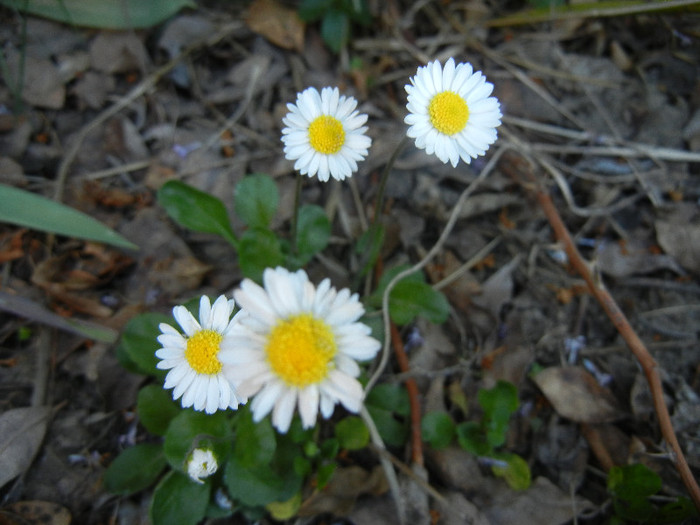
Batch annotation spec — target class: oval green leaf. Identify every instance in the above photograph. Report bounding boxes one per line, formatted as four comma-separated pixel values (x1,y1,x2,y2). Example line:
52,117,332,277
120,312,172,377
421,411,455,450
158,180,237,246
137,384,182,436
163,410,232,472
294,204,330,265
104,443,166,495
234,173,279,229
150,471,210,525
335,416,369,451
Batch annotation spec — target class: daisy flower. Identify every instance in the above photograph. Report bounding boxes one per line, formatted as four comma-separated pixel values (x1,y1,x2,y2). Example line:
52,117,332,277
281,86,372,182
187,448,218,484
156,295,245,414
219,267,380,433
405,57,502,167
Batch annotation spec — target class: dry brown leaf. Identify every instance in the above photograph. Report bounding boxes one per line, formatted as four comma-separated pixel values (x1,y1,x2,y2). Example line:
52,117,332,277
580,423,631,471
89,32,149,74
596,239,683,278
5,51,65,110
484,476,594,525
246,0,305,52
655,206,700,274
0,407,51,489
1,500,71,525
297,465,388,517
532,366,624,423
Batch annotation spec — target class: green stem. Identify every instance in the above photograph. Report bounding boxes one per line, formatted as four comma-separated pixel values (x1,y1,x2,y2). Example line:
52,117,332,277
372,136,409,225
290,171,303,255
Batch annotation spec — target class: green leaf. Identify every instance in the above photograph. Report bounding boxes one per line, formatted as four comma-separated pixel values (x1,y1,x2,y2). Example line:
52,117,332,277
320,9,349,53
0,0,194,29
491,452,531,491
137,384,181,436
608,463,662,501
224,456,302,508
294,204,330,265
150,471,210,525
0,183,137,250
335,416,370,450
238,228,284,283
366,383,410,417
158,180,237,246
456,421,491,457
421,411,455,450
355,223,384,279
366,406,408,447
266,491,302,521
478,381,519,449
163,410,232,472
298,0,334,21
389,279,450,325
316,461,336,489
120,312,172,377
234,173,279,229
234,408,276,468
369,266,450,325
104,443,166,495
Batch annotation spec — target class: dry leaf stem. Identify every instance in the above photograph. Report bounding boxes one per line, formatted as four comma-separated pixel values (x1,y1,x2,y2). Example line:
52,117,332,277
390,321,424,467
516,155,700,512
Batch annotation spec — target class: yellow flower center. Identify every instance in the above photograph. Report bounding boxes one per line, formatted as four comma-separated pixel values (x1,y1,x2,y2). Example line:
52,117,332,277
308,115,345,154
266,314,337,387
428,91,469,136
185,329,223,375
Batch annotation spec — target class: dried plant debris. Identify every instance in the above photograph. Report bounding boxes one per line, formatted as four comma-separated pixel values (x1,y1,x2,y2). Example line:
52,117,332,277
1,1,699,523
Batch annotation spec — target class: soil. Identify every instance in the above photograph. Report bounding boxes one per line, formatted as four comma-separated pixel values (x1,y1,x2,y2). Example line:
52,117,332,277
1,1,700,524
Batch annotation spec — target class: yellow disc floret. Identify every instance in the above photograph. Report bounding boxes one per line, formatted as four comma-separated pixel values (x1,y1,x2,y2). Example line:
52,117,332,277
185,329,223,375
428,91,469,136
266,314,337,387
308,116,345,154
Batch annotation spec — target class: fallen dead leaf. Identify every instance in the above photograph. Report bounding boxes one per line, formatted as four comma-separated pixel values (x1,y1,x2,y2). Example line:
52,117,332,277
484,476,595,525
0,501,71,525
246,0,305,52
580,423,631,472
89,32,149,74
5,51,65,110
0,407,51,489
655,206,700,274
596,239,683,278
297,465,388,517
532,366,624,423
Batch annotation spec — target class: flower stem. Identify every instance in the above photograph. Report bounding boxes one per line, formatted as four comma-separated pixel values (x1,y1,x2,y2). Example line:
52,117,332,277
290,171,303,255
372,136,409,224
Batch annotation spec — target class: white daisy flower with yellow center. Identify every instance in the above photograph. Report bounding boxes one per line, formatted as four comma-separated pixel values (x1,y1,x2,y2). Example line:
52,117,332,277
187,448,218,484
156,295,245,414
281,86,372,182
219,267,380,433
405,58,502,167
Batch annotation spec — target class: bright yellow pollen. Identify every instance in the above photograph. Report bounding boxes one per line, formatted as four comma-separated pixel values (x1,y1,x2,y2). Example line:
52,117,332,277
428,91,469,136
308,115,345,154
266,314,337,387
185,329,223,375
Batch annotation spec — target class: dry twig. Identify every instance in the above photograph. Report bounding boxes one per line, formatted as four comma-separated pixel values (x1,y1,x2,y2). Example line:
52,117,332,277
507,151,700,512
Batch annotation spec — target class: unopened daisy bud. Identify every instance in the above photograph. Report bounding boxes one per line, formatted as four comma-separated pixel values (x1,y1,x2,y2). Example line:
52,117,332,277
405,58,502,167
187,448,217,484
281,86,372,182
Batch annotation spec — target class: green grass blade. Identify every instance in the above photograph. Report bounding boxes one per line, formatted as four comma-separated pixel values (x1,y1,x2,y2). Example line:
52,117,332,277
0,0,195,29
0,183,138,250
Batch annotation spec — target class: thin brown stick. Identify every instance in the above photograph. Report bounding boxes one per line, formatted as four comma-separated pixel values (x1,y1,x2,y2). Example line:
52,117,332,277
513,156,700,511
390,321,424,467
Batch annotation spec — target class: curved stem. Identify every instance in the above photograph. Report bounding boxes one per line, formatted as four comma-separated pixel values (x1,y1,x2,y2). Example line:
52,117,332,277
365,145,507,395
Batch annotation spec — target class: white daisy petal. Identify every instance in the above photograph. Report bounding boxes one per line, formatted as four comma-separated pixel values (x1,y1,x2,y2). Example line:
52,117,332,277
228,266,381,433
281,86,371,182
155,294,245,414
404,58,502,167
